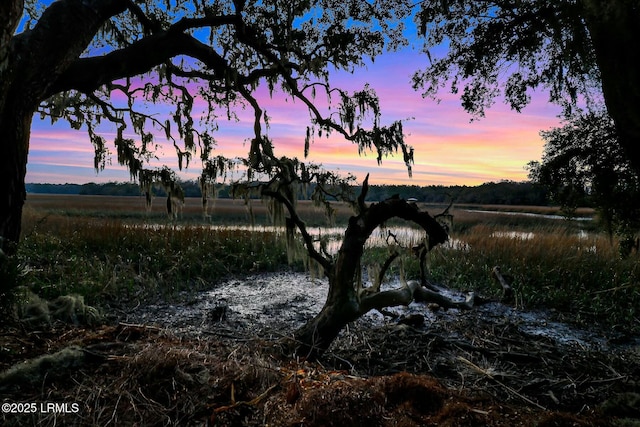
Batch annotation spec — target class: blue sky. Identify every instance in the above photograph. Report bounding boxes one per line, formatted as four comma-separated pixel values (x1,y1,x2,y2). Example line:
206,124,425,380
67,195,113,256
25,20,565,187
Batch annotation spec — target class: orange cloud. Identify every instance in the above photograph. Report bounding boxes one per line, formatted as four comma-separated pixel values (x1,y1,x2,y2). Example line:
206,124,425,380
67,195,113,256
27,51,564,186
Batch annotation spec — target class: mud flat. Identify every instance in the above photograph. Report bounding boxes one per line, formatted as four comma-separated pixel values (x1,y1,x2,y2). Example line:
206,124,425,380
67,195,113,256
124,271,634,353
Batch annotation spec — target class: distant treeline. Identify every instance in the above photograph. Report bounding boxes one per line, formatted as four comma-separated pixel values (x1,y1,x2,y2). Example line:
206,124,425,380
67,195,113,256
26,180,550,206
363,181,549,205
26,182,199,197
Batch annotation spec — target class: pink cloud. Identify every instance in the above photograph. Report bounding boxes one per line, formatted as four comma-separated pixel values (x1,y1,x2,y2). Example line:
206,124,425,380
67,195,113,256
26,50,565,186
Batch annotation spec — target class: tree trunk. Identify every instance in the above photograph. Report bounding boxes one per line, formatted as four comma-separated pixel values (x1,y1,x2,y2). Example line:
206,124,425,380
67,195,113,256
0,0,128,256
0,71,34,291
0,105,33,256
582,0,640,176
291,198,450,359
292,286,361,359
0,1,26,258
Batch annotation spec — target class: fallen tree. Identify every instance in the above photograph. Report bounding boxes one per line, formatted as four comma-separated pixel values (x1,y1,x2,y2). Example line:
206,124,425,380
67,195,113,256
231,162,471,359
290,192,451,359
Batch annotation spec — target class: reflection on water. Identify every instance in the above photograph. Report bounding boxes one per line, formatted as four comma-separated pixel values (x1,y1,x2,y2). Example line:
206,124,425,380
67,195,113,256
135,212,593,254
465,209,593,221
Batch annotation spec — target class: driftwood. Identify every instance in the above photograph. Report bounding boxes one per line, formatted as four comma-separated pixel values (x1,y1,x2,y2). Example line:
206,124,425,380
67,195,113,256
492,266,514,301
358,280,474,316
414,286,475,310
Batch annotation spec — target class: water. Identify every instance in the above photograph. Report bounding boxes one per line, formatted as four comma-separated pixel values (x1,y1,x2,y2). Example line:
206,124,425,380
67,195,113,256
465,209,593,221
134,207,593,254
491,231,535,240
124,272,623,351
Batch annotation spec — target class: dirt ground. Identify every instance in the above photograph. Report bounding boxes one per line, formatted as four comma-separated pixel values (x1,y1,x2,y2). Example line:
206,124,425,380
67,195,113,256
1,275,640,426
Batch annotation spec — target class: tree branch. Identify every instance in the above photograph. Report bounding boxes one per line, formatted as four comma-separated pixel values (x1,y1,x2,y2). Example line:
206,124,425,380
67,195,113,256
359,280,420,314
0,0,22,75
47,17,235,96
359,280,474,315
357,173,369,213
359,198,449,250
11,0,128,106
376,250,400,289
124,0,161,34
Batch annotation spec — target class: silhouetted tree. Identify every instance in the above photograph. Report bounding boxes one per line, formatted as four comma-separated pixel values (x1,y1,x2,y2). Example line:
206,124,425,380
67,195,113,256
230,163,457,358
413,0,640,177
529,111,640,253
0,0,409,256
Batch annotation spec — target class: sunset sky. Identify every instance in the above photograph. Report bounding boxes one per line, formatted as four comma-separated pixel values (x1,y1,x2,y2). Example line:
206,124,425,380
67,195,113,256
26,49,565,187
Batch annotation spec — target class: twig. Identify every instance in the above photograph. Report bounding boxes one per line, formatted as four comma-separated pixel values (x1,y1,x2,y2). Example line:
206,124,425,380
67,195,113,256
210,384,277,413
117,322,162,331
457,356,547,411
590,282,636,295
588,375,627,384
492,266,514,301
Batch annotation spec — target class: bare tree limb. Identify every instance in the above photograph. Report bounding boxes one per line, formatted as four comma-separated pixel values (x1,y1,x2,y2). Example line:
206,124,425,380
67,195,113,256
492,265,514,301
48,30,227,96
378,251,400,289
359,280,420,314
359,279,474,315
357,173,369,214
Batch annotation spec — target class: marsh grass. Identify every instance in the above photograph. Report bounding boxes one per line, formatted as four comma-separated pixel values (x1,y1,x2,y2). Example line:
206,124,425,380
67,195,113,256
24,194,355,226
14,195,640,333
421,223,640,331
447,206,598,234
17,205,296,307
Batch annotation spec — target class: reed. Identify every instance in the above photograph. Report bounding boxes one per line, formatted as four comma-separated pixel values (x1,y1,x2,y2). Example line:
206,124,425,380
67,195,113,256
17,206,295,306
14,195,640,332
422,223,640,331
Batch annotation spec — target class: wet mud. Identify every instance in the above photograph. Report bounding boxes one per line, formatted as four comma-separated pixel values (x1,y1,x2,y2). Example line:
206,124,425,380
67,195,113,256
124,271,632,353
120,272,640,419
3,272,639,426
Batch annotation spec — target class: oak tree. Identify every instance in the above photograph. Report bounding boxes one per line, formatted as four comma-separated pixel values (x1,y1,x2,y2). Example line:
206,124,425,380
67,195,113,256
528,112,640,254
413,0,640,176
2,0,466,356
0,0,411,255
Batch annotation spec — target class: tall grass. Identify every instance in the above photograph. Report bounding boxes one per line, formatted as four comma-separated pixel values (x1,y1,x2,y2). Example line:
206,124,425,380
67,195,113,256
14,196,640,333
17,208,296,307
421,223,640,332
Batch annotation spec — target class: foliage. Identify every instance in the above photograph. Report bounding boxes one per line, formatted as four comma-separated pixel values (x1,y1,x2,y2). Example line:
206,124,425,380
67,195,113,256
410,0,640,203
528,111,640,250
15,0,414,196
27,181,551,208
412,0,601,117
364,181,549,206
